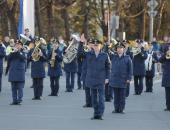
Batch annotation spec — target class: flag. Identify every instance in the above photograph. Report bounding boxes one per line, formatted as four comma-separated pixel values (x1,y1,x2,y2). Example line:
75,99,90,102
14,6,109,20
18,0,35,37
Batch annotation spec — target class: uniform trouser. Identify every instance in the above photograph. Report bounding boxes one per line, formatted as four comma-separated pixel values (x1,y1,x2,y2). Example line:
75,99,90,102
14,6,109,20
113,88,126,111
165,87,170,109
11,81,24,103
126,83,130,97
85,87,92,106
77,72,82,89
50,76,60,95
66,72,75,91
91,87,105,117
83,81,92,106
134,76,144,94
33,78,43,98
145,76,153,92
105,83,112,101
0,73,2,92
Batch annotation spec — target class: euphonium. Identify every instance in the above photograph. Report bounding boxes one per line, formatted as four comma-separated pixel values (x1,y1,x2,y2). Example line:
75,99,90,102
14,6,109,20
32,38,47,61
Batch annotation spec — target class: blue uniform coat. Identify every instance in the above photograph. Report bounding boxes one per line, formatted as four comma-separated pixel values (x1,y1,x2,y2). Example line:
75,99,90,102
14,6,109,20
48,48,63,77
82,50,111,89
133,48,147,76
109,54,133,88
28,49,47,78
0,45,6,73
8,51,26,82
159,54,170,87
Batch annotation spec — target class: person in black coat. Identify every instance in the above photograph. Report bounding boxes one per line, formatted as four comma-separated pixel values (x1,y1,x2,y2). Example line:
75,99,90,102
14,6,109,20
102,41,114,102
63,42,78,92
27,40,47,100
80,38,93,108
133,41,147,95
0,41,6,92
6,40,26,105
159,44,170,111
109,42,133,113
48,41,63,96
82,39,111,120
144,43,158,92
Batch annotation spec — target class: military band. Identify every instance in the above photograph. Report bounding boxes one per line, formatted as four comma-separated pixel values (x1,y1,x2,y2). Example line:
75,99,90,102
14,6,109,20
1,32,170,120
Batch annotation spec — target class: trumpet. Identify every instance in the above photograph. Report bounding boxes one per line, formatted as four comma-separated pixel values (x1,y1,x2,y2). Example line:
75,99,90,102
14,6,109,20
11,47,18,53
166,50,170,59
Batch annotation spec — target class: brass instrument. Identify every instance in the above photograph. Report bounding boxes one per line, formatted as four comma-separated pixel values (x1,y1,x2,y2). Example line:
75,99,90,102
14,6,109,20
63,34,80,64
11,47,18,53
107,38,118,53
166,50,170,59
20,34,31,44
129,40,141,56
20,34,31,53
32,38,47,61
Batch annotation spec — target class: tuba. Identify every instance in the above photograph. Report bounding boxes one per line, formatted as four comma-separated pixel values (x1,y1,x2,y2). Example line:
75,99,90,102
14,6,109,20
32,38,47,61
63,34,80,64
20,34,31,44
20,34,31,53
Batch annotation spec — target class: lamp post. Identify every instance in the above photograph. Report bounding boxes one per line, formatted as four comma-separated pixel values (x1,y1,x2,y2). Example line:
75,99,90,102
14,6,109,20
147,0,158,42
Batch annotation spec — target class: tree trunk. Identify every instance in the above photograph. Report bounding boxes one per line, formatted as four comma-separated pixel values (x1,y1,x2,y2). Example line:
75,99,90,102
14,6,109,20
35,0,42,36
155,0,166,38
142,0,147,40
82,1,90,39
61,8,70,42
47,0,56,38
3,0,18,38
0,12,9,37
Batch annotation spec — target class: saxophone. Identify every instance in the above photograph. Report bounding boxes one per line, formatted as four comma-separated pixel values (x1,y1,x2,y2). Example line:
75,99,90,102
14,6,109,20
50,44,58,67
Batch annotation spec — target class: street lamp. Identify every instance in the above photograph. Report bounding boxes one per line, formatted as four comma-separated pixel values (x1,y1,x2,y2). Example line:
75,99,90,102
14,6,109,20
147,0,158,42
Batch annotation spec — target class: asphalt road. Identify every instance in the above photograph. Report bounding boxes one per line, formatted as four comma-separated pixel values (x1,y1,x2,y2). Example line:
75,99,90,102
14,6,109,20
0,69,170,130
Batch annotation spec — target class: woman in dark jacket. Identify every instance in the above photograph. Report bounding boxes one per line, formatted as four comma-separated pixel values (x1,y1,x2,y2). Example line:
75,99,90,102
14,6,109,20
48,42,63,96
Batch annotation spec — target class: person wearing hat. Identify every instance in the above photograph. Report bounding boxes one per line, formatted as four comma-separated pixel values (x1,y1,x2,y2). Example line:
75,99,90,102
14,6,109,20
144,43,158,92
5,40,26,105
109,42,133,113
47,40,63,96
27,38,47,100
0,40,6,93
82,39,111,120
24,28,33,46
63,40,78,92
123,40,133,98
102,39,114,102
133,40,148,95
81,38,93,108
